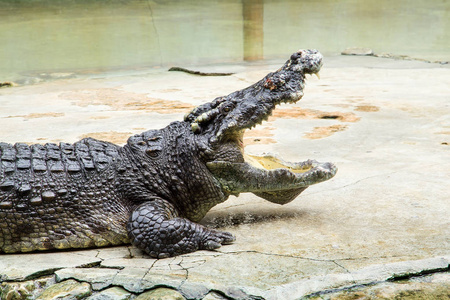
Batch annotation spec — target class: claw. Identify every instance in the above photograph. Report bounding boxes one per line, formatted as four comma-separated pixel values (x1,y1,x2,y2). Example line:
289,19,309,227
220,232,236,244
204,240,222,250
191,122,200,133
201,229,235,250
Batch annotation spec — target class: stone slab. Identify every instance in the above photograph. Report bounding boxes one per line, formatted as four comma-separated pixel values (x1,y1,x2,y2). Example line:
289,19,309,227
0,251,102,281
55,268,120,291
310,272,450,299
134,288,186,300
35,279,92,300
86,287,132,300
262,255,450,299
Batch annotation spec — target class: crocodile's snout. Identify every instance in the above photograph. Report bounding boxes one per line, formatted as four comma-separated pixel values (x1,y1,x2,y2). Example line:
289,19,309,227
289,49,323,75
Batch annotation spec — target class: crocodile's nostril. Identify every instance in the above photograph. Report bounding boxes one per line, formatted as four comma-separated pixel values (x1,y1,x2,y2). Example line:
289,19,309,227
290,52,301,61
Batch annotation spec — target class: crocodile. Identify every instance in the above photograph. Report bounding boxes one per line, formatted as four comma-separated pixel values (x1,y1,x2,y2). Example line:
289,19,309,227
0,49,337,258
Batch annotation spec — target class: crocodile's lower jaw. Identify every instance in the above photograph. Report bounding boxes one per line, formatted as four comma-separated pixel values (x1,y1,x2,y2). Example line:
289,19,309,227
207,153,337,196
207,127,337,198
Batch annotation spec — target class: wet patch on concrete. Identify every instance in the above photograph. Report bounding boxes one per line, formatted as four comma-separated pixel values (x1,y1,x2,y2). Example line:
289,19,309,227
61,88,194,113
271,107,360,123
5,112,65,120
304,124,349,139
123,99,194,114
272,107,359,139
354,105,380,112
89,115,111,120
241,108,361,144
243,126,276,145
157,88,183,93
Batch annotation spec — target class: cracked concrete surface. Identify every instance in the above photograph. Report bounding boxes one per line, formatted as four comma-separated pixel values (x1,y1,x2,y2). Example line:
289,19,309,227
0,55,449,299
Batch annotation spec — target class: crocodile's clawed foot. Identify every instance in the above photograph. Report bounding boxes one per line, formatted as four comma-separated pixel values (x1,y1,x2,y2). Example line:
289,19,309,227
201,229,235,250
127,198,236,258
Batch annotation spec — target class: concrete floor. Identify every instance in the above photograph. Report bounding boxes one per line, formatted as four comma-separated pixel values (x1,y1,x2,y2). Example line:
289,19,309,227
0,55,449,299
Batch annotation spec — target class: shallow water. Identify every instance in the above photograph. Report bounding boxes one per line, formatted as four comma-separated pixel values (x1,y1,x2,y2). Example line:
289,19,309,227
0,0,448,81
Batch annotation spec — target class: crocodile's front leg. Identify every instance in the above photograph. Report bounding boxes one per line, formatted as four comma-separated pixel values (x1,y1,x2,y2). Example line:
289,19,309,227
127,198,235,258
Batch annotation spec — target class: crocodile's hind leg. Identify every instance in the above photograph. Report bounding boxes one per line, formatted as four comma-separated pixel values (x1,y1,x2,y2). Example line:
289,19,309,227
127,198,235,258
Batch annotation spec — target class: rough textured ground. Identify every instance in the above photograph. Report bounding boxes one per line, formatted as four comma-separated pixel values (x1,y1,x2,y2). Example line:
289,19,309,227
0,55,449,299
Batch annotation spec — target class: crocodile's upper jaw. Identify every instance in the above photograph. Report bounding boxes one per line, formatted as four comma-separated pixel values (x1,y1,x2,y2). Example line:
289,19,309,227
184,49,323,141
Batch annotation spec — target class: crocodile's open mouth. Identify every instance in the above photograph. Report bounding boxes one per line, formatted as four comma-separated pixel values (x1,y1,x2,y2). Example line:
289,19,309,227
207,130,337,203
197,49,336,202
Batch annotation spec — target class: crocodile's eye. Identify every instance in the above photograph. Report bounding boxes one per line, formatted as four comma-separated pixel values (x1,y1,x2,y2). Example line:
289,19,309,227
145,148,161,158
222,103,234,113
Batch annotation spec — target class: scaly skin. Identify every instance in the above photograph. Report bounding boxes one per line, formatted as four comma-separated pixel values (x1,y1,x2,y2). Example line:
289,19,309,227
0,49,337,258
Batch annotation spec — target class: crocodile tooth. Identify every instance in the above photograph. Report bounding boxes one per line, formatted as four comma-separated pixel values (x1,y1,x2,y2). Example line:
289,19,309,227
314,72,320,79
191,122,200,133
